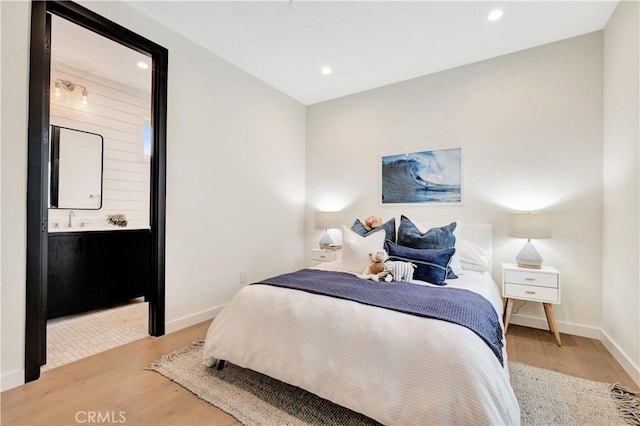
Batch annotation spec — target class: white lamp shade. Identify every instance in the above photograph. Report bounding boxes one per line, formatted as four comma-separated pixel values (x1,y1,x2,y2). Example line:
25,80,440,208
508,213,551,240
315,211,340,230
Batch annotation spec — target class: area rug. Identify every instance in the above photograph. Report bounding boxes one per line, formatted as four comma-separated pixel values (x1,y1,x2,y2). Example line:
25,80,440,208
149,340,640,426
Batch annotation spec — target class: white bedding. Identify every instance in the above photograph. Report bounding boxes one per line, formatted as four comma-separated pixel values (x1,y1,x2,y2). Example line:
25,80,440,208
203,264,520,425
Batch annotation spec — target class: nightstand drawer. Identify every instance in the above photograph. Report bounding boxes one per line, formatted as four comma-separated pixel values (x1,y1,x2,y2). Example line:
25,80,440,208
504,270,558,288
504,283,559,302
311,250,337,262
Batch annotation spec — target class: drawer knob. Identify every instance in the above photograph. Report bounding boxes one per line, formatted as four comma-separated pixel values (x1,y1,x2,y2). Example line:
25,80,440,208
525,290,536,295
525,277,536,281
320,255,326,259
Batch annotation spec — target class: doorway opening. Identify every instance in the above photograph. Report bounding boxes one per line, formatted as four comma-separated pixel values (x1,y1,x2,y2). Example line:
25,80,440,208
43,13,153,370
26,1,167,382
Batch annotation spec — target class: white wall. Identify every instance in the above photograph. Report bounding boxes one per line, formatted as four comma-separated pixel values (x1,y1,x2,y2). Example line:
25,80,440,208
602,0,640,384
306,33,604,336
0,1,306,389
0,0,31,392
49,63,152,229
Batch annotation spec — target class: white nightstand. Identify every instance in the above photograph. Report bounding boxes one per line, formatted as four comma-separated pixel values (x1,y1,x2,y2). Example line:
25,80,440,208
310,248,341,266
502,263,562,346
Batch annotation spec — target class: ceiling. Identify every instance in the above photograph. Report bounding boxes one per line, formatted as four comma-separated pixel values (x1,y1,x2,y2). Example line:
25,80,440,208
52,2,618,105
125,0,618,105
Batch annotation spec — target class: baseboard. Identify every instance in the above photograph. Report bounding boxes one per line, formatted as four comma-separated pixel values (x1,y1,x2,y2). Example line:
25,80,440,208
600,329,640,387
509,314,601,339
165,304,226,334
1,369,25,392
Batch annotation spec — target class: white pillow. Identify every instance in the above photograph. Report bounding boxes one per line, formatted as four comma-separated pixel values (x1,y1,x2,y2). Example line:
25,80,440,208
409,218,464,276
458,238,491,272
340,225,386,274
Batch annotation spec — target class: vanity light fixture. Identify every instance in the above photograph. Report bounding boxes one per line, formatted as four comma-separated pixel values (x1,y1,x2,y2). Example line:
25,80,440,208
488,9,504,21
80,88,89,106
321,66,332,75
53,79,89,106
54,80,62,98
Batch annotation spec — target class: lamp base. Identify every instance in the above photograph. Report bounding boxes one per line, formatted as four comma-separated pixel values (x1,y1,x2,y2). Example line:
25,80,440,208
516,263,542,269
515,241,543,269
319,230,333,249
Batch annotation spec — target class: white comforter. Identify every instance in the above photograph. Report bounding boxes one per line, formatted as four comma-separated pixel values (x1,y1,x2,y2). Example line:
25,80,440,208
203,264,520,425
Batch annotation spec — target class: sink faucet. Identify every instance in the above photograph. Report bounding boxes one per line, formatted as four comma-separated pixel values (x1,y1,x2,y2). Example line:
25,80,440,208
68,210,75,228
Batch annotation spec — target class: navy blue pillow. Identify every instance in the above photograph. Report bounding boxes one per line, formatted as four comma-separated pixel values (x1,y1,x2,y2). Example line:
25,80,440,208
351,218,396,243
397,215,458,279
385,241,455,286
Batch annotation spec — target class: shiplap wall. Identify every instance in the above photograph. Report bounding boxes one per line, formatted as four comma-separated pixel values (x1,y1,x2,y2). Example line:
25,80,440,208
48,63,151,229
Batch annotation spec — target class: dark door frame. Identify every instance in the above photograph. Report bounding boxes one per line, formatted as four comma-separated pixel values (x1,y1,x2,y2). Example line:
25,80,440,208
26,0,168,382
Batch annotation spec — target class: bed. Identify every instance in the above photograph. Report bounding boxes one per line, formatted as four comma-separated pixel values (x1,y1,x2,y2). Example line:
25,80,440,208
203,222,520,425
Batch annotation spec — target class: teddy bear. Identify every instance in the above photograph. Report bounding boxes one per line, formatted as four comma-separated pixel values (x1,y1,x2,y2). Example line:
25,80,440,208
363,215,383,231
358,250,388,281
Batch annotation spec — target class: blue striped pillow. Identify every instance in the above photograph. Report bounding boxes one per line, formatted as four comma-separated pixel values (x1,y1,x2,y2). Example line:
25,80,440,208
385,241,455,286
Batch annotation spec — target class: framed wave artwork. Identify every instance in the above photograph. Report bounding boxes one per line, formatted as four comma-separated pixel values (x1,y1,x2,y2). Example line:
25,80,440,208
380,147,462,205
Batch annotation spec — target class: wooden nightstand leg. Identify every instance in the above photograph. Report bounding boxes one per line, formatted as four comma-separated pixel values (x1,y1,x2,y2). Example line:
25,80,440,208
543,303,554,334
543,303,562,346
504,298,514,333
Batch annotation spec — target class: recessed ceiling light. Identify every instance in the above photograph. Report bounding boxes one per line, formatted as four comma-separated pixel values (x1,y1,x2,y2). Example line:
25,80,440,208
488,9,504,21
321,66,332,75
137,61,149,69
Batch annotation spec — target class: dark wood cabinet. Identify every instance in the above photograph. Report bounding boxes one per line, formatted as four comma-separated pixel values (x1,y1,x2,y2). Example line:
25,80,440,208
47,229,150,319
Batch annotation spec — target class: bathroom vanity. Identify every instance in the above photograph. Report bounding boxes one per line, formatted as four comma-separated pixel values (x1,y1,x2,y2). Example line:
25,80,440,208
47,229,150,319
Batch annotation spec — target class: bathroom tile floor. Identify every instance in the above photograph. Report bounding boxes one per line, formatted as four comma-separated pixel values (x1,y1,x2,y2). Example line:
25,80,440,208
43,299,148,371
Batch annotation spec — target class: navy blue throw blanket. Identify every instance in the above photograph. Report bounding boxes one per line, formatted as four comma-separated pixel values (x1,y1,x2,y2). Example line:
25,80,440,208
253,269,504,365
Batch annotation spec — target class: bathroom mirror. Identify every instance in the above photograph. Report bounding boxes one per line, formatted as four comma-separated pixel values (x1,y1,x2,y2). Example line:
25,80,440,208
49,125,103,209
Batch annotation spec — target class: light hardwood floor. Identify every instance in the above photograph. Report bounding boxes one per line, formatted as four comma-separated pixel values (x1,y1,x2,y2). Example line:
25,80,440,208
506,324,638,389
2,322,637,425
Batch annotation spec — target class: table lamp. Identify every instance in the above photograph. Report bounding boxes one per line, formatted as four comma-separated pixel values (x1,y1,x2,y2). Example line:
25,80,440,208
508,212,551,269
315,211,340,248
